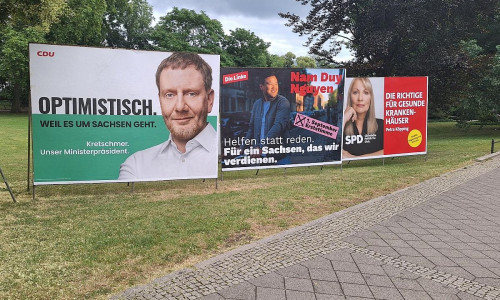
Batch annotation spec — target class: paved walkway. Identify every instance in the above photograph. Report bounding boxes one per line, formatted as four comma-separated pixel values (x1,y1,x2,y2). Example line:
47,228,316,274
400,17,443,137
114,154,500,300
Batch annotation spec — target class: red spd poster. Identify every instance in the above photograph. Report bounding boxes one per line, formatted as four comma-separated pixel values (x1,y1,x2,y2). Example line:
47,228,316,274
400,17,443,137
342,77,428,161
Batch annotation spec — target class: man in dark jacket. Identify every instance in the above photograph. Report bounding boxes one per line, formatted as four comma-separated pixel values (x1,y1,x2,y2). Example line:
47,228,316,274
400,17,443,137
245,73,291,163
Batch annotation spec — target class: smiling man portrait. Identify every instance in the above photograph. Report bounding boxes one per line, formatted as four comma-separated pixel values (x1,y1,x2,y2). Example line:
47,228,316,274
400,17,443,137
118,52,218,181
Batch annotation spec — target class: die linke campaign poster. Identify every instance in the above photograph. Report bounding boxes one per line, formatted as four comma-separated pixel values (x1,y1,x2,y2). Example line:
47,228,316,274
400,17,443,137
342,77,428,161
220,68,345,171
29,43,220,184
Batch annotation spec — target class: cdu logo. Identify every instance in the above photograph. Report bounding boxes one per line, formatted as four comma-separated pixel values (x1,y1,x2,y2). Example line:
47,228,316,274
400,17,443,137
37,51,55,57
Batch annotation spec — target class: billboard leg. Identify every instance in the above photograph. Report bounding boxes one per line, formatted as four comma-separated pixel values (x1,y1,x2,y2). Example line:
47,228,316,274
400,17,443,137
255,169,259,176
32,185,36,201
27,98,32,192
131,183,135,193
215,178,218,189
283,168,286,177
1,167,16,203
383,158,385,166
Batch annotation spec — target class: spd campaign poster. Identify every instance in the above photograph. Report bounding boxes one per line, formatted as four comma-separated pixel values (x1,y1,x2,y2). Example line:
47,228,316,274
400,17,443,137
29,43,220,184
342,77,428,161
220,68,345,171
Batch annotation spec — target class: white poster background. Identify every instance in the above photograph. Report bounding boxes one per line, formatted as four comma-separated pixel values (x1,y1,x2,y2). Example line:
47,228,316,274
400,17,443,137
30,44,220,116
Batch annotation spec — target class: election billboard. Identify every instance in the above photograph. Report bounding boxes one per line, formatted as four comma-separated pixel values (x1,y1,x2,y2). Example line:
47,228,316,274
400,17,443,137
29,43,220,184
220,68,345,171
342,77,428,161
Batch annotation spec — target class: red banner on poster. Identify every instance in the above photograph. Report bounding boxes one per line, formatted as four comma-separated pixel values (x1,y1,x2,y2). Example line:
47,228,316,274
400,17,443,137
383,77,428,155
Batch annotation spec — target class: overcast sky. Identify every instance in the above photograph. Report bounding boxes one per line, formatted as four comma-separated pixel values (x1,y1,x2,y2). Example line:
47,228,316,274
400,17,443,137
146,0,353,61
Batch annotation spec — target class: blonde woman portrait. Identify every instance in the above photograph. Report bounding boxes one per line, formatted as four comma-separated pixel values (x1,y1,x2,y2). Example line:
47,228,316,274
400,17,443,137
343,77,384,158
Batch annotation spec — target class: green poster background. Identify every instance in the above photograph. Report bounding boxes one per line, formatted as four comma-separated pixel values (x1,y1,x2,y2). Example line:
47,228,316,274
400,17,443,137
32,114,217,183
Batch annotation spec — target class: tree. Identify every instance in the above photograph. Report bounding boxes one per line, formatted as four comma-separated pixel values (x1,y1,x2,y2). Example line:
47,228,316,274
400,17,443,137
0,0,66,112
453,41,500,126
223,28,270,67
280,0,499,116
282,51,296,68
0,27,45,112
267,54,285,67
151,8,225,55
295,56,316,68
46,0,107,46
103,0,154,49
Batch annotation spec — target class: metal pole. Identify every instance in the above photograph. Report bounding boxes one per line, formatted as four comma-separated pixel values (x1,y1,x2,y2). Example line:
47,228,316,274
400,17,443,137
0,167,16,202
27,96,32,191
492,139,495,154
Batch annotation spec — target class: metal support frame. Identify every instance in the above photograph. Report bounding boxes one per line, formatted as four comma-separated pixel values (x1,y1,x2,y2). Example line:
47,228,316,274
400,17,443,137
1,167,16,202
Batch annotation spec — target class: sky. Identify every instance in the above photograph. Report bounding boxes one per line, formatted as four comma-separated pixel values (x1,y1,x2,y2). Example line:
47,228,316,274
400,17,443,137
146,0,353,61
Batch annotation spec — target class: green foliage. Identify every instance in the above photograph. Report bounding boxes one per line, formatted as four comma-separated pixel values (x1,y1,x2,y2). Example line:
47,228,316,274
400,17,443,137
103,0,154,49
46,0,107,46
0,26,45,111
295,56,316,68
282,51,296,67
453,41,500,125
223,28,270,67
268,54,286,67
151,7,225,54
281,0,499,117
0,0,156,112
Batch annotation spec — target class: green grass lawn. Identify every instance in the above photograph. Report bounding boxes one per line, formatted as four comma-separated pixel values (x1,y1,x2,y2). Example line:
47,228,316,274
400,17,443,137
1,113,499,299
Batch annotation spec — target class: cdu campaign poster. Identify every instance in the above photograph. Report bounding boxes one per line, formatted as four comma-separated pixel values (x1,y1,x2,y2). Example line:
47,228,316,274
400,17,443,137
220,67,345,171
29,44,220,184
342,77,428,161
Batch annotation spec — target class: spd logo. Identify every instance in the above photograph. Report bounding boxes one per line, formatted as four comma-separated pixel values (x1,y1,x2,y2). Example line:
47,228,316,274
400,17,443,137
37,51,55,57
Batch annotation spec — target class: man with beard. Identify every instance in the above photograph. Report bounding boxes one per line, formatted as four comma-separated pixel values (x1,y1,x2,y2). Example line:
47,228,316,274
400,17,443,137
118,52,217,181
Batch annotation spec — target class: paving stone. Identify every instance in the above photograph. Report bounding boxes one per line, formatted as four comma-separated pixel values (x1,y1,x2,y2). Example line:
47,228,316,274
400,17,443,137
315,294,347,300
398,289,433,300
255,287,284,300
393,247,422,257
200,294,225,300
341,283,374,298
426,255,459,267
275,265,310,279
312,280,343,295
357,264,387,276
391,277,425,291
284,277,314,292
331,261,359,272
309,268,338,282
362,274,394,288
300,256,334,270
336,271,366,285
248,272,284,289
369,286,404,300
217,281,255,300
462,266,498,278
